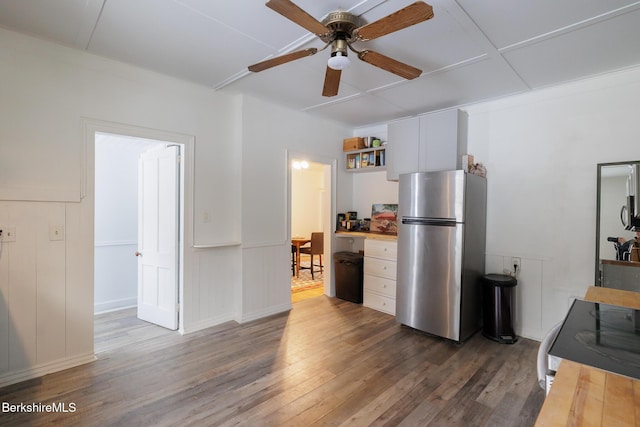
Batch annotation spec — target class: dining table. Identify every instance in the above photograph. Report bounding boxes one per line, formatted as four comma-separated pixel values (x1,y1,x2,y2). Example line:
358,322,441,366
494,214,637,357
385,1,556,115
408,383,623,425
291,237,311,278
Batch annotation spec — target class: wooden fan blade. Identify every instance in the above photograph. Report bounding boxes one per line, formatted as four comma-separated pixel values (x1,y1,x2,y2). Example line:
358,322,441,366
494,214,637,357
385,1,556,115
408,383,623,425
322,66,341,97
358,50,422,80
248,48,317,72
266,0,329,36
355,1,434,41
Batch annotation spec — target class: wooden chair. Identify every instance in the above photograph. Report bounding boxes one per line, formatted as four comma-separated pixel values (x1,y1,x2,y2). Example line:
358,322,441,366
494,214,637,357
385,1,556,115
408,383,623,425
299,232,324,279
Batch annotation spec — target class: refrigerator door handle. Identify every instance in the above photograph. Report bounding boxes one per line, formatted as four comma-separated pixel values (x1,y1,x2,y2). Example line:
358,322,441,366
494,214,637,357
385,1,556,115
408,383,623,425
402,217,457,227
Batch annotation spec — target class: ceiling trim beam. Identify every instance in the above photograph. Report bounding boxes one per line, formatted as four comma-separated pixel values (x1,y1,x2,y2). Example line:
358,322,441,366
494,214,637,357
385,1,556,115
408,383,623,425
498,1,640,53
301,92,364,112
452,0,531,90
74,0,105,50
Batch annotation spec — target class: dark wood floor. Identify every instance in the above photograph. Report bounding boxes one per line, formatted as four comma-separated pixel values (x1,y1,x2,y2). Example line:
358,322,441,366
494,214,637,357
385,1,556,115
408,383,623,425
0,296,544,426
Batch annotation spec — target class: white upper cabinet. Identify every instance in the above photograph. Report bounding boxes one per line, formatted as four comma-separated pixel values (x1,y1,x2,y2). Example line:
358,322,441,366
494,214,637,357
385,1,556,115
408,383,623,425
386,116,419,181
386,109,468,181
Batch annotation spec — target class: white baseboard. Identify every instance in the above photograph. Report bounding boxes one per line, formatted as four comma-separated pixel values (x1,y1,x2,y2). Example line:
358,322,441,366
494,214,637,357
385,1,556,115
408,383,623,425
180,303,293,334
0,353,96,388
94,298,137,314
180,313,237,335
238,302,292,324
518,327,543,342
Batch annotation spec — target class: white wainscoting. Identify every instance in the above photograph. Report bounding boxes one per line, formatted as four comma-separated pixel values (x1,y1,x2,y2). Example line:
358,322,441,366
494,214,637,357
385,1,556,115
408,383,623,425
240,243,292,323
0,202,67,377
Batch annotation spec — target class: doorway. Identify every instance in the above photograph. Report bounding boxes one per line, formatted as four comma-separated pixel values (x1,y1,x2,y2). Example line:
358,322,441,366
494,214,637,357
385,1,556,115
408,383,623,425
288,154,335,302
94,132,183,330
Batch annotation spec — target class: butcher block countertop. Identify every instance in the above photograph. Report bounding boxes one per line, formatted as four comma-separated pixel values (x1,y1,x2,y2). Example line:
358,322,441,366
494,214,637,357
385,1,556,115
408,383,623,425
535,286,640,426
334,231,397,241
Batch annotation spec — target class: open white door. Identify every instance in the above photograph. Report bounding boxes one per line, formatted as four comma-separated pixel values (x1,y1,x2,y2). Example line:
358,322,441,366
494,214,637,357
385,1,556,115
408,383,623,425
137,145,179,330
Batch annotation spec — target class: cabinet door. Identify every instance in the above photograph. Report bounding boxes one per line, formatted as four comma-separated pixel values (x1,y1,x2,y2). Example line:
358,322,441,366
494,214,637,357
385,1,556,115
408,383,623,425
419,110,463,172
386,117,419,181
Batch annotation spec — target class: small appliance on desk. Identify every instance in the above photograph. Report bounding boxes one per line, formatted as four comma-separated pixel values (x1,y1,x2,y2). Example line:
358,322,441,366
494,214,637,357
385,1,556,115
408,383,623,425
336,211,359,231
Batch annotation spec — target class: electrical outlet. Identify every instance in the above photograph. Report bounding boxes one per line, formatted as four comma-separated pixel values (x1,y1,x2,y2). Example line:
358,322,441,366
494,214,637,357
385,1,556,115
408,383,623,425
511,257,521,272
0,227,16,242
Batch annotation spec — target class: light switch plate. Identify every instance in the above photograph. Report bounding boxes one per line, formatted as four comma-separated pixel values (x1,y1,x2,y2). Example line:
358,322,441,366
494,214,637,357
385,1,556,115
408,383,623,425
49,225,64,241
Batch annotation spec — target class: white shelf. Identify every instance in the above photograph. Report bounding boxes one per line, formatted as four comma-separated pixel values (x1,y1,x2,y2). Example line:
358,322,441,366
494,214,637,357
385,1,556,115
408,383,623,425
345,147,387,172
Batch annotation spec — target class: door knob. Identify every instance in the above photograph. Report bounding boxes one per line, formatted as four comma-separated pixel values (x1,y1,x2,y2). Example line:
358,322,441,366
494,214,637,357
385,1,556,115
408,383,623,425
135,251,142,257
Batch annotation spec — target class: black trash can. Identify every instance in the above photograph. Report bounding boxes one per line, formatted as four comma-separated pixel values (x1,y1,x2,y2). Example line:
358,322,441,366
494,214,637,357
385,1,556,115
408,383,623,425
334,252,364,303
481,274,518,344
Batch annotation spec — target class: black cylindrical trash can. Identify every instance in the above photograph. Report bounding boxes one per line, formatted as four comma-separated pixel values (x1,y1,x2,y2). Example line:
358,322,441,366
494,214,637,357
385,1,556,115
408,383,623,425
334,252,364,303
482,274,517,344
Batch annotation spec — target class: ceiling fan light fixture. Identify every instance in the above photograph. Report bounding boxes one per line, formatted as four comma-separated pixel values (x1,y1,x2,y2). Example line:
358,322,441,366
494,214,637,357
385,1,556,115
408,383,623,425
328,51,350,70
250,0,435,96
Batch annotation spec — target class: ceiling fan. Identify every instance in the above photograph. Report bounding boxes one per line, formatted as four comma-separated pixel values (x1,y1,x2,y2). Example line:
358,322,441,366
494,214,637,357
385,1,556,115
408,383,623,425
248,0,434,97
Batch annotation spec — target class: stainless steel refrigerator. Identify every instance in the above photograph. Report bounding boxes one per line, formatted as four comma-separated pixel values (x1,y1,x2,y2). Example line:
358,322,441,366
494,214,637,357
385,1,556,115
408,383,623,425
396,170,487,342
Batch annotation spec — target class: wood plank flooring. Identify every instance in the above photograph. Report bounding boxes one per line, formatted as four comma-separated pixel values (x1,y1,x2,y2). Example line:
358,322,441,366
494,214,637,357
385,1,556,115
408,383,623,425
291,285,324,303
0,297,544,426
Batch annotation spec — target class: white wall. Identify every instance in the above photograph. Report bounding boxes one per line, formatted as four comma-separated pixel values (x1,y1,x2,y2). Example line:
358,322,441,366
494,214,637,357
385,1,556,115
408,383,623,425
291,165,324,238
465,66,640,340
240,96,350,322
352,172,398,221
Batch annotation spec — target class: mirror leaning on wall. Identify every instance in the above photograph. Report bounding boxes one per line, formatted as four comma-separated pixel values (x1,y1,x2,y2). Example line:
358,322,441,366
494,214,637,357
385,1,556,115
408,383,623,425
596,161,640,290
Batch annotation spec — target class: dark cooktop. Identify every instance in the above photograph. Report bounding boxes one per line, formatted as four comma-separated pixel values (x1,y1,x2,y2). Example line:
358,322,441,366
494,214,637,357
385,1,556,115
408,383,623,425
549,299,640,380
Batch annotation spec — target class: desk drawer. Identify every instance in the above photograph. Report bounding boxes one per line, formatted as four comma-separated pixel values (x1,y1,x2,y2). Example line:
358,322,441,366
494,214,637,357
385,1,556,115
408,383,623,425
364,274,396,298
364,291,395,315
364,257,396,280
364,239,397,260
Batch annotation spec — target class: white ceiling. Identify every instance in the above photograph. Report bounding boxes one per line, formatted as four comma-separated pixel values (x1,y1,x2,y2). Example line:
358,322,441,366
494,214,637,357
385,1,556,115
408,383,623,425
1,0,639,127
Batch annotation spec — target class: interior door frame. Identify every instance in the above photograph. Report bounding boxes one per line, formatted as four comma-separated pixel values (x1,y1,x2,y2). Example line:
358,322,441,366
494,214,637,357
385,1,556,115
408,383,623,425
83,118,194,335
286,150,337,296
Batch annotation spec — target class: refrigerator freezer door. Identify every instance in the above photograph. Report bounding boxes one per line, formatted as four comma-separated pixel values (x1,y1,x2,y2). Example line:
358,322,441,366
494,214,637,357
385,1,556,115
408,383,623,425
396,222,464,341
399,170,466,222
